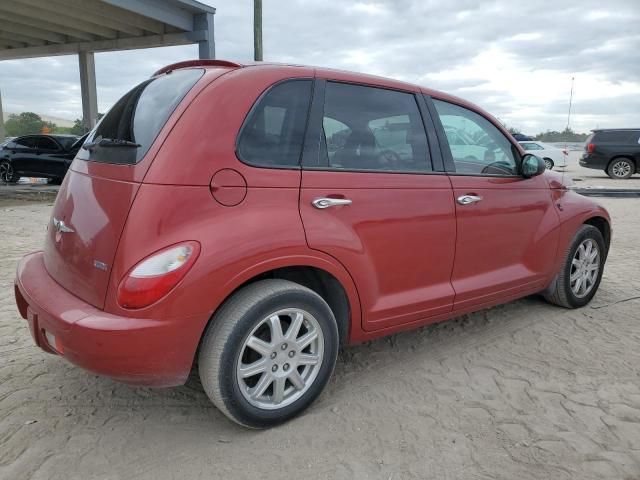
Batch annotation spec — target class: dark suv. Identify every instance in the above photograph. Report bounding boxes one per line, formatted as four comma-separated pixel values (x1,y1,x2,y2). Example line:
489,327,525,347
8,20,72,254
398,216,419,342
0,134,84,184
580,128,640,179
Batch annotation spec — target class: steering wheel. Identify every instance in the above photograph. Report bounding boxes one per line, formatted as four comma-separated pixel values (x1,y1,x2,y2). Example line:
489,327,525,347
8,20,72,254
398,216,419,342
377,149,402,168
481,161,514,175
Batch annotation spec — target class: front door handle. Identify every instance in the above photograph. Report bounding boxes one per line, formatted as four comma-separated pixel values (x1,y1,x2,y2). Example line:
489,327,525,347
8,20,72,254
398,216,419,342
312,197,353,209
457,195,482,205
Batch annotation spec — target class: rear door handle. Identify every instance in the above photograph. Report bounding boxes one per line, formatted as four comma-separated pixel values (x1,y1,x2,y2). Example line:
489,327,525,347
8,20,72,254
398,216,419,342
312,197,352,209
457,195,482,205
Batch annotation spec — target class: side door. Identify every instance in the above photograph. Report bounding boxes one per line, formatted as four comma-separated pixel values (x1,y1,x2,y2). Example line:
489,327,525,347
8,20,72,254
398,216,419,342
428,97,559,311
299,80,456,332
35,136,67,178
7,136,39,175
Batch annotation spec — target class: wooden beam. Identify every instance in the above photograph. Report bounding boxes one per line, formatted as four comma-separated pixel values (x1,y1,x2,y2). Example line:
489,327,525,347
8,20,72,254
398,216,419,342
56,0,166,34
0,31,46,47
8,0,118,39
0,20,67,43
0,31,200,60
0,11,96,41
22,0,146,37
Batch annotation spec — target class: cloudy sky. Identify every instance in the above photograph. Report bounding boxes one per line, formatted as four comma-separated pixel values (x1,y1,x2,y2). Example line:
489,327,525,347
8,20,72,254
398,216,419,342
1,0,639,134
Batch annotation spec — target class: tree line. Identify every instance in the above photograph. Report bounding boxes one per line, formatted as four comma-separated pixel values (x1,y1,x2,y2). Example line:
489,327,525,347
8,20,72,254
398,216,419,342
4,112,101,137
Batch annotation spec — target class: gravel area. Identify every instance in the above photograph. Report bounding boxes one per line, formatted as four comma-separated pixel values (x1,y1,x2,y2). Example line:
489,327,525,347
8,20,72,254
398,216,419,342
0,197,639,480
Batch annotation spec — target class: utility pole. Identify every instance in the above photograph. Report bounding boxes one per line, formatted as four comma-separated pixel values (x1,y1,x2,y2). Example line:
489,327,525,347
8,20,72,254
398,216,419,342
254,0,263,61
0,88,5,142
566,76,575,132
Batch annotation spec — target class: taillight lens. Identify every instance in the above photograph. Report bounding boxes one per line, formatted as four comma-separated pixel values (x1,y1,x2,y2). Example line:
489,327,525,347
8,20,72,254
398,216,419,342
117,241,200,309
587,143,595,153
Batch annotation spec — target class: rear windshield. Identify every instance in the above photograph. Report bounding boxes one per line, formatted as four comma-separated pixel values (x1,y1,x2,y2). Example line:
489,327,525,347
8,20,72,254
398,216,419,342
81,68,204,164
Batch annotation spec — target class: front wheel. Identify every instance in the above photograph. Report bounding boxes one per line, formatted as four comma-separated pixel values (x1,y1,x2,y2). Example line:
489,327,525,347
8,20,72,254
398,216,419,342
544,225,606,308
198,279,339,428
607,158,634,179
0,161,19,183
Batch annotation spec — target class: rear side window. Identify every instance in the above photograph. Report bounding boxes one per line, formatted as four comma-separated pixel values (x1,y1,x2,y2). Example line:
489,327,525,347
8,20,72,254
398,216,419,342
14,137,38,149
83,68,204,165
595,131,637,143
237,80,312,168
320,82,431,172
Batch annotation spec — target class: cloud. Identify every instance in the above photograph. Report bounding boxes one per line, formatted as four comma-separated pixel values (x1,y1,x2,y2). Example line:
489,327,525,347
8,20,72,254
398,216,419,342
0,0,638,134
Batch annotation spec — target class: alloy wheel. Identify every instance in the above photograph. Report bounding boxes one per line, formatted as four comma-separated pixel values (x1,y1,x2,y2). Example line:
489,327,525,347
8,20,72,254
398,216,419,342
570,238,600,298
612,161,631,178
236,308,324,410
0,162,13,183
544,159,553,170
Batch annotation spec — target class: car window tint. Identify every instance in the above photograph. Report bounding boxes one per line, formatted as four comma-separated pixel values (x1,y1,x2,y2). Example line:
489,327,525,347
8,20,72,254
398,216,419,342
14,137,38,149
321,82,431,172
597,131,634,143
85,68,204,165
237,80,312,168
433,100,519,176
38,137,60,150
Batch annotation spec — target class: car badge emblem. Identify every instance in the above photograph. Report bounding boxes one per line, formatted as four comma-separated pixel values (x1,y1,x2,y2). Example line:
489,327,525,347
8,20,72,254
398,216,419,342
52,217,74,234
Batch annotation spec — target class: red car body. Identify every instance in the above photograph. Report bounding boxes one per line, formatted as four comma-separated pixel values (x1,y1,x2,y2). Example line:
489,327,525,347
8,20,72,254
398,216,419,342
15,61,611,387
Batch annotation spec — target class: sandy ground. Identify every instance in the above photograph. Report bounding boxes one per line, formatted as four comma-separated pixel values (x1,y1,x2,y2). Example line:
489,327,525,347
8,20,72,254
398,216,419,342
1,197,639,480
554,151,640,190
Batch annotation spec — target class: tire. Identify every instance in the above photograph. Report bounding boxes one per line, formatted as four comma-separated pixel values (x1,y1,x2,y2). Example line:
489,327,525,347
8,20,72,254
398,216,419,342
543,158,554,170
198,279,339,428
0,161,19,183
606,158,634,179
544,225,606,308
48,177,63,185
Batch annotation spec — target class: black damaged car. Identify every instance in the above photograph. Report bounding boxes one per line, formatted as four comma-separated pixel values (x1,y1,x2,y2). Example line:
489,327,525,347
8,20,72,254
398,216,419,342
0,134,87,184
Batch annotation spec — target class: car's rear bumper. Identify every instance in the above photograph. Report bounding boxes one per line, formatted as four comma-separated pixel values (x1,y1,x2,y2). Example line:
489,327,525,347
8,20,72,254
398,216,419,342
579,154,608,170
14,251,205,387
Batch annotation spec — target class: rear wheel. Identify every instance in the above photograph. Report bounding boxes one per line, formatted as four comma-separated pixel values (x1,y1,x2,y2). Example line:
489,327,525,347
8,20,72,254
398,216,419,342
198,279,339,428
543,158,554,170
47,177,63,185
0,161,19,183
607,158,634,179
544,225,606,308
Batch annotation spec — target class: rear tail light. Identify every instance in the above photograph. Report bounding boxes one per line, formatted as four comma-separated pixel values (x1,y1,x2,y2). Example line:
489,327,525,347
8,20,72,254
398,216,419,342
117,241,200,309
562,149,568,156
587,143,595,153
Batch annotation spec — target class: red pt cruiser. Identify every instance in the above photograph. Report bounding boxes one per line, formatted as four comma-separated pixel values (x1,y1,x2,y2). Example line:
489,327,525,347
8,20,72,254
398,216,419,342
15,60,611,428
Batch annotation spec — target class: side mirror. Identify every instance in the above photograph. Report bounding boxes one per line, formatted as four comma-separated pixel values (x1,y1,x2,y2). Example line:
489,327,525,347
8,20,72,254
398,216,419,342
521,154,546,178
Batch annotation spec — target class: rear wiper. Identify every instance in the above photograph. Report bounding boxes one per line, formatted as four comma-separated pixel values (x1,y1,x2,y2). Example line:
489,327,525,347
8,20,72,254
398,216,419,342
83,136,141,151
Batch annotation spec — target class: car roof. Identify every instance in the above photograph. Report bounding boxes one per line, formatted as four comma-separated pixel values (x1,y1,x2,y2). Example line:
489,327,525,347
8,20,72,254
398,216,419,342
155,59,511,140
592,128,640,132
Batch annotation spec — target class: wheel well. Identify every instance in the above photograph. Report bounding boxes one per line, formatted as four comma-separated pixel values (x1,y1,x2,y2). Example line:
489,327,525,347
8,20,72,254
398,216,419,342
608,155,636,172
584,216,611,252
216,266,351,345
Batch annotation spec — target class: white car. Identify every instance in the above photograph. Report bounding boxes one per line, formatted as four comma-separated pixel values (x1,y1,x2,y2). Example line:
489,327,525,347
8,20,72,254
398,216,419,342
518,141,568,169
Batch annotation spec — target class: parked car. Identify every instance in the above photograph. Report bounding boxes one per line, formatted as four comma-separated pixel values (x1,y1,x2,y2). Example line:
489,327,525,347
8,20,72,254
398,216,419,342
0,137,15,147
518,141,568,169
580,128,640,179
512,133,534,141
0,134,83,184
15,60,611,428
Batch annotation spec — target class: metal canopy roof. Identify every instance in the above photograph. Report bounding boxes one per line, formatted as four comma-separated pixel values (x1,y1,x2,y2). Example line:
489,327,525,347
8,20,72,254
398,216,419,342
0,0,216,60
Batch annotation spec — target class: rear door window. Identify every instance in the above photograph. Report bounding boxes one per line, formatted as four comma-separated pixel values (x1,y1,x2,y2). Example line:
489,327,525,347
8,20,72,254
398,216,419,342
596,131,635,143
14,137,38,149
82,68,204,165
319,82,431,172
237,80,313,168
